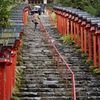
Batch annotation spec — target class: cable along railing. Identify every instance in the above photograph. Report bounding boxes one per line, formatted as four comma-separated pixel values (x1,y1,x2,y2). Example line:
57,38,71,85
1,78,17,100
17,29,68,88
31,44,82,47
40,20,76,100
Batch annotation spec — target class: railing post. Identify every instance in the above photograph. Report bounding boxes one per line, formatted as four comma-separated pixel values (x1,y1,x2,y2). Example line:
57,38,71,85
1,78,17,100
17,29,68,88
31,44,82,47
0,48,12,100
60,10,63,34
23,8,28,25
94,27,100,70
90,23,97,67
74,19,77,43
0,66,5,100
98,35,100,70
10,49,17,87
63,9,67,35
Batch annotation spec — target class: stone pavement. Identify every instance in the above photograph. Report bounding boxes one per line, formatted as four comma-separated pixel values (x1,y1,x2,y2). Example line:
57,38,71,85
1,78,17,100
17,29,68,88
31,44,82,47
41,14,100,100
14,14,72,100
13,13,100,100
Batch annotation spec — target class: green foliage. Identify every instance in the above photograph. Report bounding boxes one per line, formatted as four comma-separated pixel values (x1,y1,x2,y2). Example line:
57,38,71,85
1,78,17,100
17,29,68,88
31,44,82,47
60,34,73,44
76,49,83,54
85,59,93,65
0,0,16,28
89,66,97,71
84,5,96,16
93,68,100,75
56,0,100,17
51,12,57,23
81,53,88,58
74,44,80,49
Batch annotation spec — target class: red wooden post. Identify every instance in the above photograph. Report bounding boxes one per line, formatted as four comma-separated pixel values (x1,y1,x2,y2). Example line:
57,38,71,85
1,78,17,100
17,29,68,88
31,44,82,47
83,27,87,53
77,14,89,53
57,10,61,33
74,20,77,43
58,15,60,32
60,10,63,34
0,66,5,100
0,53,11,100
93,35,97,66
77,19,82,47
88,31,92,59
5,65,11,100
62,9,67,35
90,25,97,67
56,14,59,30
68,14,73,39
64,18,67,35
66,14,69,34
23,8,28,25
11,50,17,87
98,35,100,70
10,50,16,88
75,18,78,45
94,25,100,69
87,18,100,61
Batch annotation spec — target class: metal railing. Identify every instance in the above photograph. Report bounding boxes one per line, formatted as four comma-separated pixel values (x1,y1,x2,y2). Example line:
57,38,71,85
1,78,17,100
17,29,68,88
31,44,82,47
40,20,76,100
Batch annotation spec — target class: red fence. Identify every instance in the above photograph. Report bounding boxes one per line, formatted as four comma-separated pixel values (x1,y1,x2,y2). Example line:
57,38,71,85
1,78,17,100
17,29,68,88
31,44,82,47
0,32,24,100
40,20,76,100
0,4,29,100
52,6,100,71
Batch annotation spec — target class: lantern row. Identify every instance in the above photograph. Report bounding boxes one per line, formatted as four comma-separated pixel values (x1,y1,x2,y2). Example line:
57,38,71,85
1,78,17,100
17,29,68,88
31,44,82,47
0,4,29,100
53,6,100,70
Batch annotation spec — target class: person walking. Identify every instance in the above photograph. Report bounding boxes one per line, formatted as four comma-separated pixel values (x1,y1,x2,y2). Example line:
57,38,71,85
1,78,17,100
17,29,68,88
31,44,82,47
32,11,40,31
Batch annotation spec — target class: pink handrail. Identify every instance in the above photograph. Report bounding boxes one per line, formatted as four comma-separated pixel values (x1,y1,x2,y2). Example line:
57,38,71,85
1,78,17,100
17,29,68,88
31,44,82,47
40,20,76,100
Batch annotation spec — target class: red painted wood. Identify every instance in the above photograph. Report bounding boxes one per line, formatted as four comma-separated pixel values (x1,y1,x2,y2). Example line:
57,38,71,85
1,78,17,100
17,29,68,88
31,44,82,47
98,36,100,70
88,31,92,59
0,67,5,100
93,35,97,66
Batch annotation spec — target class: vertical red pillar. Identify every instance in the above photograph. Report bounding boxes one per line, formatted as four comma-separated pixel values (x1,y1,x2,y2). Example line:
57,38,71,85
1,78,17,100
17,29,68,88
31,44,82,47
0,67,5,100
58,13,60,32
63,17,66,35
66,18,68,34
63,17,67,35
94,30,100,70
61,14,63,34
74,22,77,43
98,35,100,70
57,14,59,30
5,65,11,100
67,17,69,34
11,50,17,87
78,20,82,47
80,26,84,50
23,8,28,25
70,20,73,39
83,27,87,53
93,35,97,66
88,31,92,59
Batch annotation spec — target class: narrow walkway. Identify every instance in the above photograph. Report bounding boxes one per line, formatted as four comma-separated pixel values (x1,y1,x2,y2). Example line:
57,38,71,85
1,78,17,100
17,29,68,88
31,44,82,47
14,13,100,100
41,14,100,100
16,14,71,100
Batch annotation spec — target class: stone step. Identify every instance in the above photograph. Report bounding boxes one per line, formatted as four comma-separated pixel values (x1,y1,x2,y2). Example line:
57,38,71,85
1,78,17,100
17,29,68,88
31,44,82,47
19,96,71,100
21,80,66,84
19,83,66,88
20,87,68,92
41,15,100,100
17,91,69,97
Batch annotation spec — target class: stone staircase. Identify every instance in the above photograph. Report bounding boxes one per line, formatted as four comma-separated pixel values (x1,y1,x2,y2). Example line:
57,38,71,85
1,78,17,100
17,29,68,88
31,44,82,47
40,15,100,100
13,15,73,100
